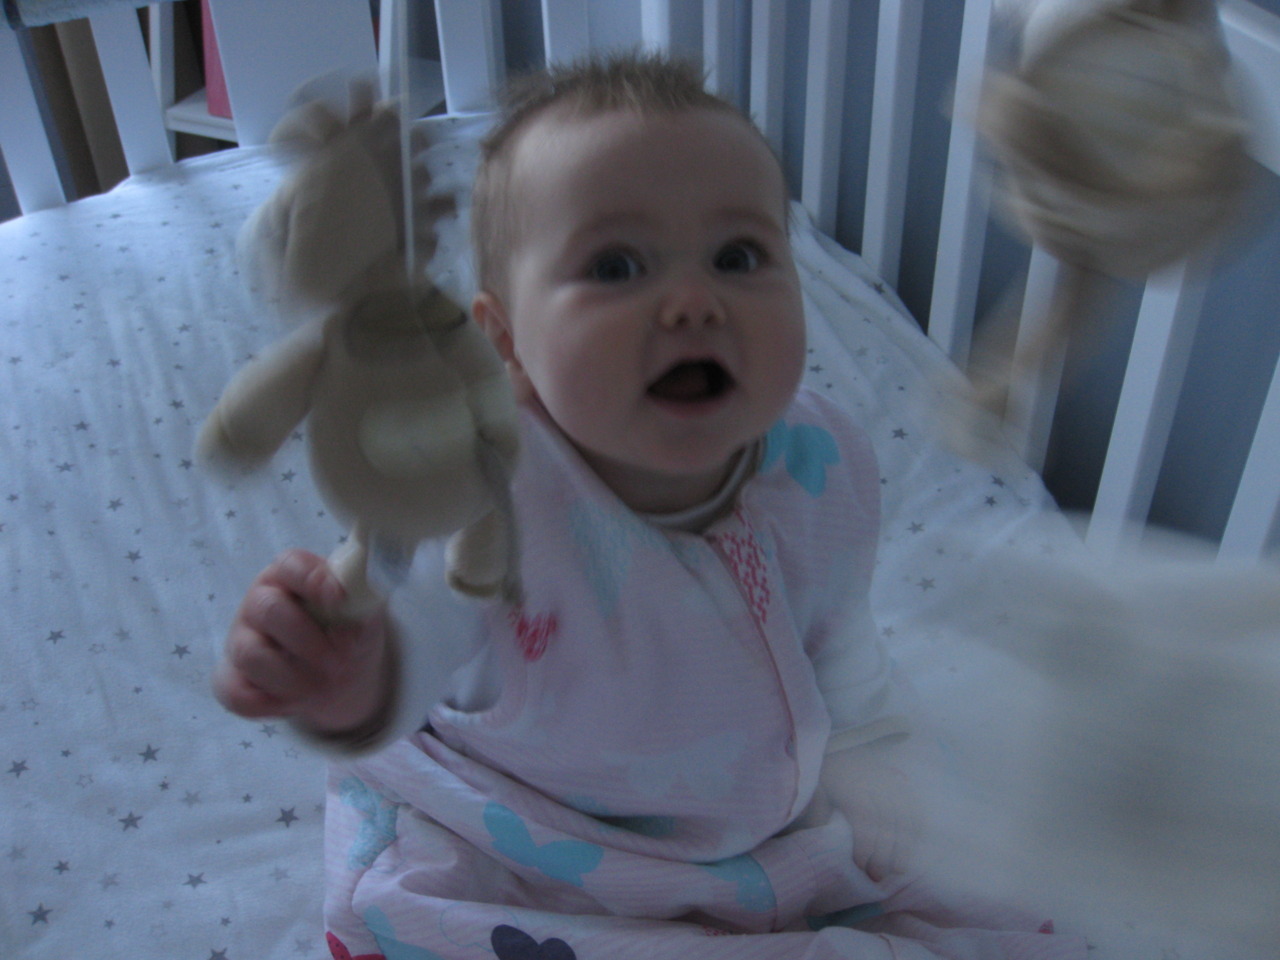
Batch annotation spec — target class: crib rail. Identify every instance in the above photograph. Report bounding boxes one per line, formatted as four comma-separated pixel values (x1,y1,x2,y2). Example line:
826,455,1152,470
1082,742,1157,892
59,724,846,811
1216,0,1280,558
0,0,377,215
0,25,64,211
89,6,172,177
0,6,168,212
925,0,995,369
1085,0,1280,558
434,0,503,114
860,0,922,289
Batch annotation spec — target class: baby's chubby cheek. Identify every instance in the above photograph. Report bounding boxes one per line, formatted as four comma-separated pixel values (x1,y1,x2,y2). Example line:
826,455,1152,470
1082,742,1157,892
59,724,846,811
769,331,808,404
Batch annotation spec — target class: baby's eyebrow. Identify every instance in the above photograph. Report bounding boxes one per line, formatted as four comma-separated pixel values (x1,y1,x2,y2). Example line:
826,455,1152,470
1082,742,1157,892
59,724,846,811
563,206,787,251
708,207,788,235
562,211,651,249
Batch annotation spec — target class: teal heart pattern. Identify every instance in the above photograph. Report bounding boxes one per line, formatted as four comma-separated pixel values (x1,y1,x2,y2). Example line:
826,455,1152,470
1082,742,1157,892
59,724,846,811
761,421,840,497
361,907,446,960
338,777,400,871
699,853,777,913
484,803,604,888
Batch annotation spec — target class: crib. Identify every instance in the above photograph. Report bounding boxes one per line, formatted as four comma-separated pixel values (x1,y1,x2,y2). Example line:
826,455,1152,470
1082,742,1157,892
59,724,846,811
2,1,1278,958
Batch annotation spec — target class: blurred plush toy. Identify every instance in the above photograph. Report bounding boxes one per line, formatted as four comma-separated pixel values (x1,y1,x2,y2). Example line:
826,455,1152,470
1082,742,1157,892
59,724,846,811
198,83,520,616
984,0,1249,276
910,524,1280,955
960,0,1251,442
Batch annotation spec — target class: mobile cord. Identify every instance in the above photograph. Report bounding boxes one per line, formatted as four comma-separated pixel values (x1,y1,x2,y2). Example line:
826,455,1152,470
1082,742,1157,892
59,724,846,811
397,0,416,284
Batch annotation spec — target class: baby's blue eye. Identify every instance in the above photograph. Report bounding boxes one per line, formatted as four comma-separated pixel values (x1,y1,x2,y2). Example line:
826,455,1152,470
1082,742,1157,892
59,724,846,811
589,250,644,283
715,241,763,273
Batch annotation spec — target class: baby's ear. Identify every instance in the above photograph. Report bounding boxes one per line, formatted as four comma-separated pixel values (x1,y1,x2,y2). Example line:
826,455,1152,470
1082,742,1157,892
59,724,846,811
471,291,512,358
472,292,535,404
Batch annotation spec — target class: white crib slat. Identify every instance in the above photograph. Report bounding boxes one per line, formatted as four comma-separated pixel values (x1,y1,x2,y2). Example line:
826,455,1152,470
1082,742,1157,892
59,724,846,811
861,0,922,288
749,0,786,152
704,0,742,105
1221,0,1280,177
641,0,671,51
377,0,400,98
209,0,378,145
800,0,850,236
1005,248,1068,471
0,26,66,213
543,0,591,64
147,2,177,152
927,0,995,366
1220,359,1280,560
1086,255,1214,555
435,0,503,113
89,7,171,176
1213,0,1280,560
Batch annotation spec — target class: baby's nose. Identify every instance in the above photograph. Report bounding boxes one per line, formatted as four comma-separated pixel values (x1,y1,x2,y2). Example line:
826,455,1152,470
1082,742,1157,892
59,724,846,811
657,272,727,330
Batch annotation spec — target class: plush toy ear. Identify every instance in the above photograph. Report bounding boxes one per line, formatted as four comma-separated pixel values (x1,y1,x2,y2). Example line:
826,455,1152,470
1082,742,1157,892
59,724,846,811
239,82,406,315
472,292,536,405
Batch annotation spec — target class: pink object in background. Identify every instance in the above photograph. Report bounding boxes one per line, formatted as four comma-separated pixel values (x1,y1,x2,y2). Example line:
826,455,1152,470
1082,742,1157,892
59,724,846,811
201,0,230,119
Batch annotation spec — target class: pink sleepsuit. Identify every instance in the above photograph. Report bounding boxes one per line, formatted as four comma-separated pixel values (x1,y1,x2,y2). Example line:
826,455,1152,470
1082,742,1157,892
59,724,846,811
321,388,1086,960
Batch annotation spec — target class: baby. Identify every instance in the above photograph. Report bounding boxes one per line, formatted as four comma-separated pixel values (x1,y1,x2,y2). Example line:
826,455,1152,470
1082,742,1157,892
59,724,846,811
213,53,1085,960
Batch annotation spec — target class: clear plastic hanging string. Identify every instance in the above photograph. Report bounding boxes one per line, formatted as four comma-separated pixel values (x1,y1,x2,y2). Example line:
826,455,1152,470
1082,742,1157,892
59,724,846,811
397,0,416,283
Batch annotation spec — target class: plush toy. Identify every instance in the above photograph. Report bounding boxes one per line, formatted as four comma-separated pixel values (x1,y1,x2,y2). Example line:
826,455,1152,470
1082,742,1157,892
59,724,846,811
956,0,1251,449
198,83,520,617
983,0,1249,277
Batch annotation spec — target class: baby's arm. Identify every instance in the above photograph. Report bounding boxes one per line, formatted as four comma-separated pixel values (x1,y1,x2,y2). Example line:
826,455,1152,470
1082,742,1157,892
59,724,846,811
810,602,922,883
198,325,325,470
212,550,394,741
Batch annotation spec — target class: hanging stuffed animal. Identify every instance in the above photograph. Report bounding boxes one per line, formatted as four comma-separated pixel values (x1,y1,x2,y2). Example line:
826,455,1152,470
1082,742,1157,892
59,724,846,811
962,0,1251,442
984,0,1249,274
198,82,520,617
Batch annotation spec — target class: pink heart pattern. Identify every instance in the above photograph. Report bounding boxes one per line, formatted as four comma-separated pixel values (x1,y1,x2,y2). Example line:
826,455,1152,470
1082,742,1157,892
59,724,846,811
510,608,559,662
710,510,771,627
326,931,385,960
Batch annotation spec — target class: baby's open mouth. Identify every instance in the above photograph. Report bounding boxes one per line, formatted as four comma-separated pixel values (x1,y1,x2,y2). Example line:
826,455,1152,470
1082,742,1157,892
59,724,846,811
647,360,735,403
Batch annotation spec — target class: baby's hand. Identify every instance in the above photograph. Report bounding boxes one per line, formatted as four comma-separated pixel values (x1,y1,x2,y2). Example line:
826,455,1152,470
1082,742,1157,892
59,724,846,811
821,746,921,884
213,550,391,736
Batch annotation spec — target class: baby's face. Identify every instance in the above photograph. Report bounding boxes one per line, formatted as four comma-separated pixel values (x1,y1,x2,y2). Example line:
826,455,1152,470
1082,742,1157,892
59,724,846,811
476,107,805,513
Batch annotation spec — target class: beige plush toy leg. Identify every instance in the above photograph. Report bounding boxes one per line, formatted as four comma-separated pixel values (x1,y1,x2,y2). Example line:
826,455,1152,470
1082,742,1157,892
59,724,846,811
327,522,383,621
445,439,521,604
446,508,514,601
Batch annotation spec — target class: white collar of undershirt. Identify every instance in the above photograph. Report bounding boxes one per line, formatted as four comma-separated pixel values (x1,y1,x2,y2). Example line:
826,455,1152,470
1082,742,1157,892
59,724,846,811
641,439,762,534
